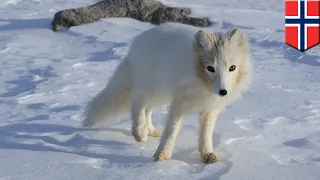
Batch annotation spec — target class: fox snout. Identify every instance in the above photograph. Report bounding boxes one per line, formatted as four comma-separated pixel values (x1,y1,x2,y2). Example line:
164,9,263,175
213,74,231,97
213,83,229,97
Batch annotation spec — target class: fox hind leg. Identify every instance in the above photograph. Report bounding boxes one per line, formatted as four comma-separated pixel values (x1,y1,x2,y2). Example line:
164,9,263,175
145,107,162,137
131,96,149,142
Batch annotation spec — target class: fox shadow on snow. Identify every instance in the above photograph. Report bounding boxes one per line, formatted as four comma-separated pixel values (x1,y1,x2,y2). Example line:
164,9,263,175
0,123,151,165
0,121,225,167
0,123,232,179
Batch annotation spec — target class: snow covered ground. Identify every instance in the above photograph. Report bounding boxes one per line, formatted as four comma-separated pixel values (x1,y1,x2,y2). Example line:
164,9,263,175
0,0,320,179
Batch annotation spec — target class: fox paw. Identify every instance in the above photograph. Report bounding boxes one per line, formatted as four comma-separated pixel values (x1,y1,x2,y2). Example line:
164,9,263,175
148,129,162,137
201,152,219,164
153,151,170,162
132,126,149,142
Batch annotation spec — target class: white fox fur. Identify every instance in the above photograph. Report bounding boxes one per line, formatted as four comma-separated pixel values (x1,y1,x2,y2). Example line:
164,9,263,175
83,23,252,164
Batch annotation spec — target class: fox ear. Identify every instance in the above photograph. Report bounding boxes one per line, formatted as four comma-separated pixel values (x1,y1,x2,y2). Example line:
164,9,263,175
228,28,248,48
194,30,216,50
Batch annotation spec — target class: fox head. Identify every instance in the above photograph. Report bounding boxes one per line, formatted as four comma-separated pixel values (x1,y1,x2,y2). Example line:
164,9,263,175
194,28,252,98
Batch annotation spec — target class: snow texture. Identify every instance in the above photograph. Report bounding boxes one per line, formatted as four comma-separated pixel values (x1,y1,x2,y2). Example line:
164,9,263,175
0,0,320,180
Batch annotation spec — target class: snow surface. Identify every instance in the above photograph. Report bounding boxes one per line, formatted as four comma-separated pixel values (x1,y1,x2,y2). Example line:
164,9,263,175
0,0,320,179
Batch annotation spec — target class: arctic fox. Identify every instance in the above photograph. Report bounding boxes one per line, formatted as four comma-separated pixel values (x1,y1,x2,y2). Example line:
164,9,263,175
83,23,252,164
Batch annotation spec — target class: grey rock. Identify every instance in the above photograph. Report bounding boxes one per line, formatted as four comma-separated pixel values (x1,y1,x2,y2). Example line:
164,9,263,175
52,0,211,31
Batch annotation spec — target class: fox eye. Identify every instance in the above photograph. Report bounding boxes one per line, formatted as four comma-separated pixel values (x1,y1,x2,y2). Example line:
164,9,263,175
207,66,215,72
229,65,236,71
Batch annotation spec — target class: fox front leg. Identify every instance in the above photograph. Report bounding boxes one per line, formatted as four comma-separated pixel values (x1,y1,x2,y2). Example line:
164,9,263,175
153,95,193,161
198,110,220,164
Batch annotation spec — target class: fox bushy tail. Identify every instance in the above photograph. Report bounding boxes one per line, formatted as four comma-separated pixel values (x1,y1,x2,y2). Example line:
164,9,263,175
82,58,132,127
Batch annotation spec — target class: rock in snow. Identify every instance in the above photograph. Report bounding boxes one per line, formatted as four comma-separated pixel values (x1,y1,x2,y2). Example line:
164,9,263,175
51,0,211,31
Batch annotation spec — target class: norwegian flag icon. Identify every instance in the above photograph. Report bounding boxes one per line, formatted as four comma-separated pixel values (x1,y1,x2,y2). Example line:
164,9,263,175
285,0,320,52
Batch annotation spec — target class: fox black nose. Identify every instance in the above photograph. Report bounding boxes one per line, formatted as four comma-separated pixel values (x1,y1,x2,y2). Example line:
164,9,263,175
219,89,227,96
